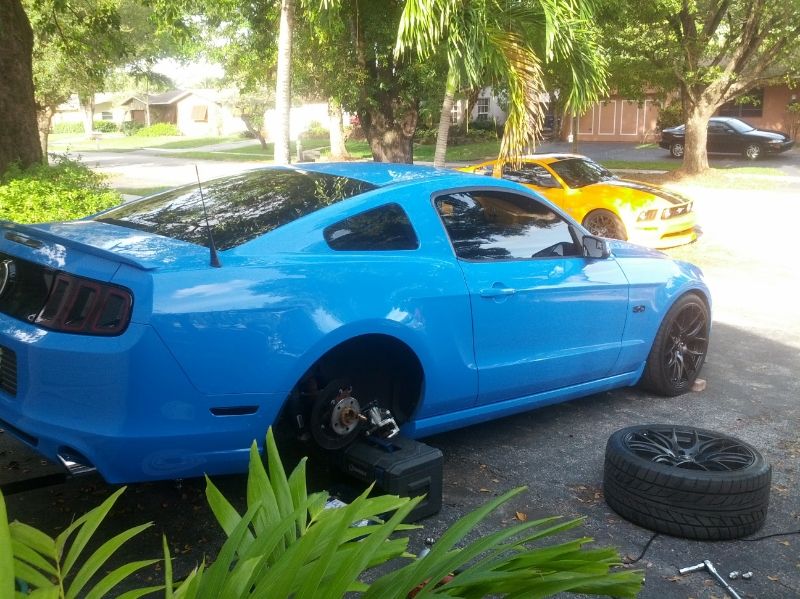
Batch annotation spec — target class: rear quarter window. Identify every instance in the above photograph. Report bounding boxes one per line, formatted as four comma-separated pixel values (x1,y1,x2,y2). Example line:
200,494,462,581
324,203,419,251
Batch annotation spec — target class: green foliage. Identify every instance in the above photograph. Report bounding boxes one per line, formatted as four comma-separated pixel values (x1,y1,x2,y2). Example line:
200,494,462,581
304,120,329,139
0,156,120,224
93,120,119,133
51,122,86,134
656,103,684,131
134,123,181,137
0,429,642,598
121,121,145,136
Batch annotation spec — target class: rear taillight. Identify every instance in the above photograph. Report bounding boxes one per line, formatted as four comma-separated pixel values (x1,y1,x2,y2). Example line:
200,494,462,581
35,273,132,335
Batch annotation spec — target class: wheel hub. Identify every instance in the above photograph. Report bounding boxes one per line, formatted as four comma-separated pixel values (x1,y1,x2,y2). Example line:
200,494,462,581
329,395,361,436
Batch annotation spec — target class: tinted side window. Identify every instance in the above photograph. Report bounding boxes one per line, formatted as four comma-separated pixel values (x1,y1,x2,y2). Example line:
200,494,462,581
435,191,579,260
501,163,560,188
325,203,418,251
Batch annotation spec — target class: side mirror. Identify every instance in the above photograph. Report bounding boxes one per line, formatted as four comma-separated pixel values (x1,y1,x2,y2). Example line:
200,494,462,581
582,235,611,259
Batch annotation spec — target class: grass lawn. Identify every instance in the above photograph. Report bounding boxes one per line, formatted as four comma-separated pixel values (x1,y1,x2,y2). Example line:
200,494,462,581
48,133,244,152
114,186,172,197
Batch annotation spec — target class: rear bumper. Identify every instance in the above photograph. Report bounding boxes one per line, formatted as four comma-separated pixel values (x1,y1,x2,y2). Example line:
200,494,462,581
0,316,281,483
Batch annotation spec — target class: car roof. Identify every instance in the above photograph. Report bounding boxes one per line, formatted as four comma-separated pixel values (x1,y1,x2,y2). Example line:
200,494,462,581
295,161,463,187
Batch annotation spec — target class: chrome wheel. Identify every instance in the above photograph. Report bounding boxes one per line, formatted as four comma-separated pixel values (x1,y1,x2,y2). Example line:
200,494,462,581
669,142,684,158
623,427,757,471
582,209,626,240
744,143,762,160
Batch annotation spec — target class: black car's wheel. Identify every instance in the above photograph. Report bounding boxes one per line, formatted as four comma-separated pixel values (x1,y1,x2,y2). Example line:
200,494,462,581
582,209,626,240
640,292,709,396
744,143,762,160
310,379,363,450
604,425,771,540
669,142,684,158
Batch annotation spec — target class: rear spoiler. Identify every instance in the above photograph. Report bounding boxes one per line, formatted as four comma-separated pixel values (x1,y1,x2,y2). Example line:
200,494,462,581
1,221,155,271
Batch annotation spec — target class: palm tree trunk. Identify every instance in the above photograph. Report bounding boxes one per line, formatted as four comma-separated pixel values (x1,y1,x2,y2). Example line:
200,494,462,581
328,98,349,159
274,0,294,165
433,69,458,167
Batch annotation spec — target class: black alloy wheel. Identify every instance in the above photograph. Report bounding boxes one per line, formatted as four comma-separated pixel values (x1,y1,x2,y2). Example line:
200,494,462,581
604,425,771,540
640,293,709,396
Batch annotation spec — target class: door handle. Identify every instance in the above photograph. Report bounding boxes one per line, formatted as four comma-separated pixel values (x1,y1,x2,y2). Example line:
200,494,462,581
479,287,517,298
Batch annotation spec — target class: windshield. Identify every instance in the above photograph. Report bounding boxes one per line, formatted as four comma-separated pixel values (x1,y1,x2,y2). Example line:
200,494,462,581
548,158,616,188
95,168,377,250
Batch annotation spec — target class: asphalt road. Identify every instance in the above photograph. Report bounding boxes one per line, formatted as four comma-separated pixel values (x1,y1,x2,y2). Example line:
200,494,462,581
1,154,799,598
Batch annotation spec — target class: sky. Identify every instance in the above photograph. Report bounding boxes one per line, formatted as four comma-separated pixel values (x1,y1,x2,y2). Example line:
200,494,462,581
153,59,225,88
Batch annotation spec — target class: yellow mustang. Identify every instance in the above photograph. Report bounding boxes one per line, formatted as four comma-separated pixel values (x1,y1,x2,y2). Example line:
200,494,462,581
458,154,698,248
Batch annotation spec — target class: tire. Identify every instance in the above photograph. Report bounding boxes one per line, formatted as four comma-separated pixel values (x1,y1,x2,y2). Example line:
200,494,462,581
640,292,709,396
603,425,771,540
582,209,627,240
669,142,684,158
743,143,762,160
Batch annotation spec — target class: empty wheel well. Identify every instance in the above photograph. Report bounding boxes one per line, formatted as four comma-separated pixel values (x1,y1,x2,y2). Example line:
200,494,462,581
277,334,425,439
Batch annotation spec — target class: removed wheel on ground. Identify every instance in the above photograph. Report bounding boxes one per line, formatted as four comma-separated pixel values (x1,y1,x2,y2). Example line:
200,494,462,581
604,425,771,540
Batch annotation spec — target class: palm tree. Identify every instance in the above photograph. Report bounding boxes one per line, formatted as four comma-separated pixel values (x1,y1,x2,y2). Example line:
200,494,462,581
273,0,294,165
396,0,608,167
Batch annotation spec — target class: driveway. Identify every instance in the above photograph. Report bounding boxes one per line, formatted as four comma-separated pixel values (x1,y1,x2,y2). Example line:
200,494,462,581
1,161,798,598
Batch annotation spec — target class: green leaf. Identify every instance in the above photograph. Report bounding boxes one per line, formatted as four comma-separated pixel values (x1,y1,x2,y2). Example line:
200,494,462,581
287,456,309,535
12,558,55,589
9,522,57,562
26,586,60,599
245,441,281,556
67,522,153,598
59,486,127,576
11,538,57,576
163,535,174,599
265,429,295,544
205,475,254,548
83,559,160,599
115,585,166,599
0,492,15,599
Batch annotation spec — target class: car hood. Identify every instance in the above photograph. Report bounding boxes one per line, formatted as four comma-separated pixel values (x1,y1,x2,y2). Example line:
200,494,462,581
742,129,791,142
9,220,214,271
592,179,689,205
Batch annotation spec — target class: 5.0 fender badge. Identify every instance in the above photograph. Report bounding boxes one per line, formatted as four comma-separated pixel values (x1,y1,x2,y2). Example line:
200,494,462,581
0,259,15,298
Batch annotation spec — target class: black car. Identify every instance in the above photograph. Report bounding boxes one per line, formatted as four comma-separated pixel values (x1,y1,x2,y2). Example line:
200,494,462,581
660,116,794,160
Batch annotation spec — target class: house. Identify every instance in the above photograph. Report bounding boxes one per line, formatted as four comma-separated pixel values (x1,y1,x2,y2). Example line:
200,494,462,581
119,90,248,137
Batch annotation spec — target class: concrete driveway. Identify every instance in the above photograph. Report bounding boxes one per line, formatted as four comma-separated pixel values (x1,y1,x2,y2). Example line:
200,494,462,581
1,158,799,598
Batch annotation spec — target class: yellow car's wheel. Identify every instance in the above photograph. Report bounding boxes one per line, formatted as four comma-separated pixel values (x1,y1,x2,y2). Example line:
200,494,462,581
582,209,627,240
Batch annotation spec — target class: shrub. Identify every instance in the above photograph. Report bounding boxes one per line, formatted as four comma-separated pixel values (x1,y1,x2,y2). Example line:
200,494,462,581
92,120,118,133
0,155,120,224
51,122,85,134
0,429,642,598
303,120,329,139
121,121,145,136
134,123,181,137
657,103,684,131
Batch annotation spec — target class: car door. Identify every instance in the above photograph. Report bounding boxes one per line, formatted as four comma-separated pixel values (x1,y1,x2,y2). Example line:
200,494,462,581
707,122,736,153
434,188,630,406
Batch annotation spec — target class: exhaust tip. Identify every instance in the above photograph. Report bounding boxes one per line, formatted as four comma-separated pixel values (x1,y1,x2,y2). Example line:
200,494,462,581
57,448,96,476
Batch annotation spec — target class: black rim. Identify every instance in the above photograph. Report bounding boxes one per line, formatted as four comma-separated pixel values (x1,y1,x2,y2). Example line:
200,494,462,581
664,303,707,386
624,427,757,471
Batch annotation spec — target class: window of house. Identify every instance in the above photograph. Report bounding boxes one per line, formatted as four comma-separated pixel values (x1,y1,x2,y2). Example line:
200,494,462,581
501,163,561,188
325,203,418,251
476,97,490,121
435,190,579,261
191,104,209,122
101,111,113,121
718,89,763,118
450,103,460,125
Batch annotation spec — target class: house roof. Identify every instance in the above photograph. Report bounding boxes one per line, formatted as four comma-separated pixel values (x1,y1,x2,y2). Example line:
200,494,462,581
119,90,192,107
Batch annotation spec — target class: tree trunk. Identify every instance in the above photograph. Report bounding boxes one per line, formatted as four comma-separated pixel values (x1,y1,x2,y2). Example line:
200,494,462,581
328,98,349,160
0,0,43,174
242,115,268,149
79,94,95,136
433,69,458,167
680,102,715,175
360,105,417,163
273,0,294,165
37,106,55,160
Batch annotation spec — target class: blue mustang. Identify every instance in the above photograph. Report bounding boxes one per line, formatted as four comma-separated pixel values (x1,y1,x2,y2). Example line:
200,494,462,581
0,163,710,482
